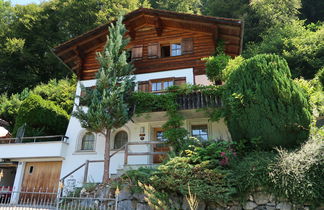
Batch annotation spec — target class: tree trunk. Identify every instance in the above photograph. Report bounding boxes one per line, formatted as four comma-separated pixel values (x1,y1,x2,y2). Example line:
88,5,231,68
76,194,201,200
102,129,111,184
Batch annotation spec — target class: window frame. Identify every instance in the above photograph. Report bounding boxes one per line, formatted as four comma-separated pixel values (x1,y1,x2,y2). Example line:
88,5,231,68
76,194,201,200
171,43,182,56
191,124,209,141
79,132,96,151
113,130,128,150
149,78,175,94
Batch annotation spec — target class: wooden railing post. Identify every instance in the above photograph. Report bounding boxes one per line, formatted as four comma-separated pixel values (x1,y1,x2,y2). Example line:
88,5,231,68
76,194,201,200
124,144,128,165
83,160,89,184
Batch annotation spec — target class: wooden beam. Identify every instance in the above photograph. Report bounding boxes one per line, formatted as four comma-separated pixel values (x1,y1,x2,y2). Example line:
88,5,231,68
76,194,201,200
154,17,163,36
55,31,107,56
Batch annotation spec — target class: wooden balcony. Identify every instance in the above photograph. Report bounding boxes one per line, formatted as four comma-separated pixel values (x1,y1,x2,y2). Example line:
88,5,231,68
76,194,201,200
176,91,222,110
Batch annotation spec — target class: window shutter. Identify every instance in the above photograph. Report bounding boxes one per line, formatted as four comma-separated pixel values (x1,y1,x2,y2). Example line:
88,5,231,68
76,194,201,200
131,45,143,60
181,38,193,54
174,77,186,86
138,81,149,92
148,43,160,58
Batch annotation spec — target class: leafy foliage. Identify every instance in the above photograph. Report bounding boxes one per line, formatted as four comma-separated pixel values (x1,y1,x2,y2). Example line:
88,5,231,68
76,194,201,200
204,54,231,84
0,77,76,133
269,128,324,204
32,77,76,113
231,152,276,197
245,21,324,79
13,94,69,136
223,54,312,149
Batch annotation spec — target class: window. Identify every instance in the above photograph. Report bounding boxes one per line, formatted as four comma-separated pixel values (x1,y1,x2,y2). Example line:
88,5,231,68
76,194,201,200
81,133,95,151
171,44,181,56
150,78,174,94
114,131,128,149
137,77,186,93
191,125,208,141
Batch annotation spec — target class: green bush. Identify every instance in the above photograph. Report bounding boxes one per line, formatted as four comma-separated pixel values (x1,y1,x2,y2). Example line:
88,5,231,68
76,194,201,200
152,156,236,203
13,94,69,136
231,152,276,197
269,128,324,204
32,77,76,113
185,140,236,168
245,21,324,79
223,54,312,149
204,53,231,84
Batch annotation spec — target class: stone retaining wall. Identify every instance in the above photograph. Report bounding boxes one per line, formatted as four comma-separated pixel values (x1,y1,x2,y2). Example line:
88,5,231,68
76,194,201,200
116,189,317,210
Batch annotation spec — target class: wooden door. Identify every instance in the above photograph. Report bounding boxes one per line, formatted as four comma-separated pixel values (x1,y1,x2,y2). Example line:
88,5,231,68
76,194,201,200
153,128,170,164
22,161,62,192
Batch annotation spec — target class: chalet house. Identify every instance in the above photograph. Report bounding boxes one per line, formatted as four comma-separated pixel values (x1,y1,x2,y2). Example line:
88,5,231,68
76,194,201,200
0,8,243,197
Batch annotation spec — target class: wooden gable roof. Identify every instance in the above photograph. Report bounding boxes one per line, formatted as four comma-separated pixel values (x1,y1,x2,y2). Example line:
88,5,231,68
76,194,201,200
53,8,244,78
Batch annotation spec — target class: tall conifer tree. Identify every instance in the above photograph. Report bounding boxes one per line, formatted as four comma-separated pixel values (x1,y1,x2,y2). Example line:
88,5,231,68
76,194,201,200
73,17,134,183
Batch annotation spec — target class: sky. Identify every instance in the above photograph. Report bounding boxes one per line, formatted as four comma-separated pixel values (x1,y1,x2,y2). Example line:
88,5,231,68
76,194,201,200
10,0,45,5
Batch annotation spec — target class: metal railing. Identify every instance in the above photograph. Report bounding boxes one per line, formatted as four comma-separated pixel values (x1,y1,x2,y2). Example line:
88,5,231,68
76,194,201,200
60,141,168,185
0,186,117,209
0,135,69,144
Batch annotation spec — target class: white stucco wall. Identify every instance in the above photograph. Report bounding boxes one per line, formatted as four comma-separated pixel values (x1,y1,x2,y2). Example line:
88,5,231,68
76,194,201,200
0,142,68,159
60,68,231,186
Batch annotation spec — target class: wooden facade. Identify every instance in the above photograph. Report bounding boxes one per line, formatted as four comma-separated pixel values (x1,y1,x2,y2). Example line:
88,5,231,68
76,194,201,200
54,8,243,81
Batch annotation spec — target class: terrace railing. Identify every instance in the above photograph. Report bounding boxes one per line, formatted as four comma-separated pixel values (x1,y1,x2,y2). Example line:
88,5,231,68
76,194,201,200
176,92,222,110
0,135,69,144
60,141,167,185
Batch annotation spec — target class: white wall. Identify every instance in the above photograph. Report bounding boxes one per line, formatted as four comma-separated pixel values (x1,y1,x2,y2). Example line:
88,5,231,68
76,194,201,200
0,142,68,159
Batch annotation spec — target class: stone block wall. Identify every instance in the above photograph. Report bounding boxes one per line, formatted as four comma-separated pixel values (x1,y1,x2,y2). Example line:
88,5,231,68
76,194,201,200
116,189,317,210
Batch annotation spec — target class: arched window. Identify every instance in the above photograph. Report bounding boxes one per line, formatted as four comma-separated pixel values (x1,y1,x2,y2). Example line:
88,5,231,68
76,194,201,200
114,131,128,149
81,132,95,151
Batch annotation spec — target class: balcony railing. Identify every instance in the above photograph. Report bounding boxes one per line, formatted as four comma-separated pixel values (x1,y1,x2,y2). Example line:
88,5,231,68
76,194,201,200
176,91,222,110
0,135,68,144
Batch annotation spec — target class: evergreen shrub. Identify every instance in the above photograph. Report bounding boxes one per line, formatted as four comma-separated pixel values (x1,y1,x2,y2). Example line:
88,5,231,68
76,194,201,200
223,54,312,148
13,94,69,136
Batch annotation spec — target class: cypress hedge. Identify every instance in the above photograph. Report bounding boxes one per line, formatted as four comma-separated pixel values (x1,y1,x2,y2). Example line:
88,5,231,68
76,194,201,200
223,54,312,148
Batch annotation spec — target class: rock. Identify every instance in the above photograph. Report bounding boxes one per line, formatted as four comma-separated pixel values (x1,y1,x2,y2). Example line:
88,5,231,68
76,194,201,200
118,189,132,201
268,194,276,203
265,205,276,210
253,192,269,205
197,201,206,210
276,202,292,210
169,195,182,209
230,205,243,210
248,195,254,201
118,200,133,210
133,193,145,202
207,204,226,210
243,201,257,210
182,196,190,210
255,206,267,210
136,203,150,210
